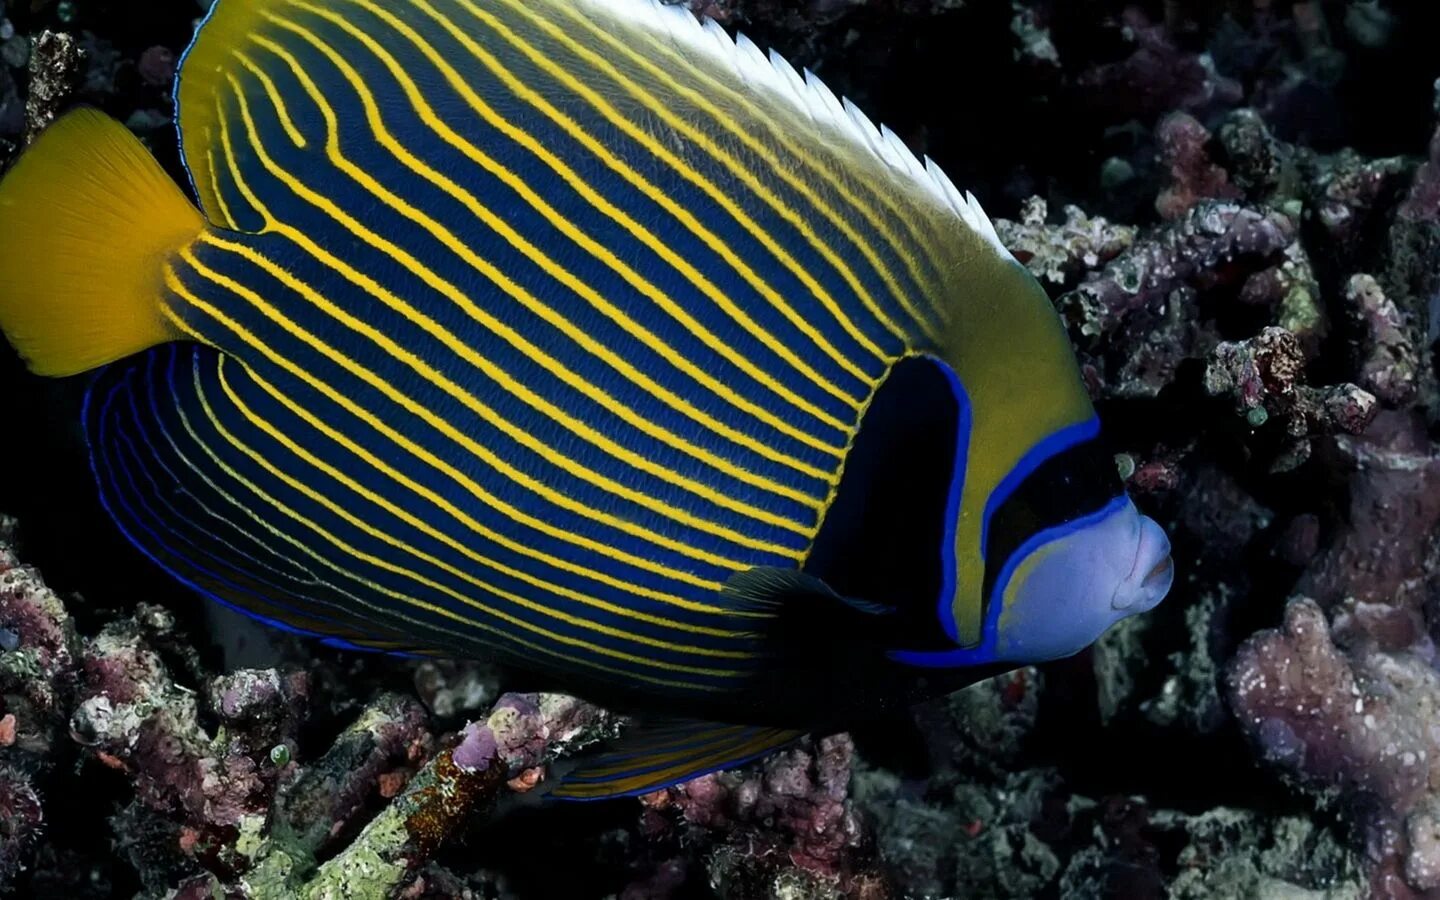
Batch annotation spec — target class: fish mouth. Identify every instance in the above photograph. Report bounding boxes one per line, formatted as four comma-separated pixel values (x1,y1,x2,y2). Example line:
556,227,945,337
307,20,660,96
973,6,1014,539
1142,556,1174,588
1112,513,1174,612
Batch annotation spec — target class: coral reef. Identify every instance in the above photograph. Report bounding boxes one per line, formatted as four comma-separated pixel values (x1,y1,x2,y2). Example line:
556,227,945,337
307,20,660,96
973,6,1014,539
0,516,622,897
635,735,889,900
0,0,1438,898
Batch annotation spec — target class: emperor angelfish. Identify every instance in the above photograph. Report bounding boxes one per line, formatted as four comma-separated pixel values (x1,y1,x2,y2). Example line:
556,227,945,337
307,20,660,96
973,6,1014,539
0,0,1173,799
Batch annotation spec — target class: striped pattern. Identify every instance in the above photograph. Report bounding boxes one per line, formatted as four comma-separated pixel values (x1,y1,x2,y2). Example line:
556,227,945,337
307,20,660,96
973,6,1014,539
549,722,803,800
90,342,760,690
89,0,1018,700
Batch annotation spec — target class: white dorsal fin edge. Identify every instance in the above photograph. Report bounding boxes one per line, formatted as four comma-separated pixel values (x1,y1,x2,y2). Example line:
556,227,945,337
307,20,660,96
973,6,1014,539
582,0,1012,259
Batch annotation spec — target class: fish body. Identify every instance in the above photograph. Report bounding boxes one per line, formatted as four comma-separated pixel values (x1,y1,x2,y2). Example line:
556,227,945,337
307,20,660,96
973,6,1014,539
0,0,1173,797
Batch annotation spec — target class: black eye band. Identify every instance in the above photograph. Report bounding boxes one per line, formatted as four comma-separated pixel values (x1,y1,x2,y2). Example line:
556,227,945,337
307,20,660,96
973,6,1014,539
981,435,1124,603
805,356,962,638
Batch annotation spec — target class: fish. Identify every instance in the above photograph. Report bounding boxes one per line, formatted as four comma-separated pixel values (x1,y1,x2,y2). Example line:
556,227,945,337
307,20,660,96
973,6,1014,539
0,0,1174,799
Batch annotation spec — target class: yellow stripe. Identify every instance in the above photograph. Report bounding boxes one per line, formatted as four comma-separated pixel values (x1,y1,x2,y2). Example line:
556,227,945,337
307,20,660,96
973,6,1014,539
107,423,364,641
154,351,558,653
111,379,321,592
234,36,823,523
586,724,750,765
215,78,797,569
557,728,799,797
217,356,757,657
169,233,744,615
165,357,717,693
234,358,761,641
105,385,300,591
182,237,745,588
144,414,374,614
103,414,359,639
245,33,842,482
309,0,867,413
160,345,551,651
190,337,743,680
231,50,308,148
216,355,754,659
135,360,396,620
165,338,541,657
579,726,753,778
493,0,941,346
547,0,952,329
203,144,240,229
434,0,905,367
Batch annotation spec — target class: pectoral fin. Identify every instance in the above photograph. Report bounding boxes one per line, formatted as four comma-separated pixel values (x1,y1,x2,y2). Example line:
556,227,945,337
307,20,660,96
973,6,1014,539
720,566,897,618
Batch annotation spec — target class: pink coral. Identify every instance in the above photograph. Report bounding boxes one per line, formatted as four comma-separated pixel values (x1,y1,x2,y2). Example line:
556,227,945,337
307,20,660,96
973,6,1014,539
1155,113,1242,220
1229,597,1440,897
1228,412,1440,895
631,735,888,899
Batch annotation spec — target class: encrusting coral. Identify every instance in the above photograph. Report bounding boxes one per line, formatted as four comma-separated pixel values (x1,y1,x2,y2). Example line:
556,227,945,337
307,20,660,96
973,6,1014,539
0,513,628,897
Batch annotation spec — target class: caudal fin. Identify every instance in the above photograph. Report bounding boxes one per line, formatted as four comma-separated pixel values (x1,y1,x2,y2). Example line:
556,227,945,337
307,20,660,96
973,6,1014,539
0,108,203,376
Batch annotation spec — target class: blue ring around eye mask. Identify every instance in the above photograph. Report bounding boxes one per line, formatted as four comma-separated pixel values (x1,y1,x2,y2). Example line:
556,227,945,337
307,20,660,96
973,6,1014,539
934,406,1102,646
931,359,972,646
892,493,1130,668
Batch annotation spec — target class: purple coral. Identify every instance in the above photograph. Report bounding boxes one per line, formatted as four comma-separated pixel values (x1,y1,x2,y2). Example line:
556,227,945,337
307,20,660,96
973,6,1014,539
634,735,890,900
1229,598,1431,805
1074,8,1242,123
1229,597,1440,896
1347,274,1420,407
1155,112,1242,220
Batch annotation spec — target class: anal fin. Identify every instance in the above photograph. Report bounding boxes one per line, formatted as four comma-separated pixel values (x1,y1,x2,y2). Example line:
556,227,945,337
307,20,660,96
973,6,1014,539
549,718,805,801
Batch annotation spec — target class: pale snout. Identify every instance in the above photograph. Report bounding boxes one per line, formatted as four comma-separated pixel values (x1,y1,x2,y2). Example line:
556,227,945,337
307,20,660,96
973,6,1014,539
1111,513,1173,613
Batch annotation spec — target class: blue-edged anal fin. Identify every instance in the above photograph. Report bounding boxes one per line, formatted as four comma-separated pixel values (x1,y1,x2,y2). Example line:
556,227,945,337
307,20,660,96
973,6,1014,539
549,718,805,801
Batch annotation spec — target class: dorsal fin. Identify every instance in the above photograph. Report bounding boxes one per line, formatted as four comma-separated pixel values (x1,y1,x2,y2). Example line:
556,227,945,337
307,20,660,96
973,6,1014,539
176,1,250,225
174,0,1011,259
573,0,1010,256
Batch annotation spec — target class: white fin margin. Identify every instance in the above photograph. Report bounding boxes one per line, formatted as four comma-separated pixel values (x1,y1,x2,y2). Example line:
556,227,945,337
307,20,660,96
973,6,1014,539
574,0,1013,258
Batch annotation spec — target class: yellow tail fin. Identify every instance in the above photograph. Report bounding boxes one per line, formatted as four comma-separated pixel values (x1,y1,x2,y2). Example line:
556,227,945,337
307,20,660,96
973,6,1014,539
0,108,204,376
